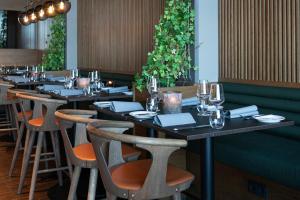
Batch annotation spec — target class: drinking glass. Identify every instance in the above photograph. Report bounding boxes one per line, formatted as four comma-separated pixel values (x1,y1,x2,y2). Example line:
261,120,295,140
146,98,159,112
196,80,210,116
209,83,225,108
64,77,73,89
147,76,160,97
209,108,225,129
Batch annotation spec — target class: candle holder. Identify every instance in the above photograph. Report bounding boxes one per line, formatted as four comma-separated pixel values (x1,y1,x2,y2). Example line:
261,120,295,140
162,91,182,114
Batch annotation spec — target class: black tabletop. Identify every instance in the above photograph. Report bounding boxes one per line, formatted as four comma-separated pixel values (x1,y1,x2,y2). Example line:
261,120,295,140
92,105,294,141
41,90,132,102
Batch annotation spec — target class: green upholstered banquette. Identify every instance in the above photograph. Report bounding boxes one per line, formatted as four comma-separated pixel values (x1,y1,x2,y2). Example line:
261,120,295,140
188,82,300,189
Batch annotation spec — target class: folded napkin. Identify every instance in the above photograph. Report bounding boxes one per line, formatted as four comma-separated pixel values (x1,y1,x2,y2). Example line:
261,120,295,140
110,101,144,112
39,85,65,91
5,76,29,83
182,97,200,107
226,105,259,119
154,113,196,127
47,76,65,82
103,86,129,94
58,89,84,97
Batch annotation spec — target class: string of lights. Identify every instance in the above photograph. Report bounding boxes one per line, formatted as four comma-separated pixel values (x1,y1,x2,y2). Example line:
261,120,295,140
18,0,71,26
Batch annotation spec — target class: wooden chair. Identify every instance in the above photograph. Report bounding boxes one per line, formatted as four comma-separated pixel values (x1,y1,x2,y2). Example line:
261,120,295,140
55,109,141,200
16,93,68,200
7,89,38,176
87,121,195,200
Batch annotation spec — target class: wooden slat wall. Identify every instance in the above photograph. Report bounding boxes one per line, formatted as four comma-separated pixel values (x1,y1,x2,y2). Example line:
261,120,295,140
219,0,300,88
0,49,43,66
77,0,165,74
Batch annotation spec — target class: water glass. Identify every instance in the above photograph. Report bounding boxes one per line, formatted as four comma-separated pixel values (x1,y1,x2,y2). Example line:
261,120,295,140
146,98,159,112
197,80,210,116
209,108,225,129
209,83,225,108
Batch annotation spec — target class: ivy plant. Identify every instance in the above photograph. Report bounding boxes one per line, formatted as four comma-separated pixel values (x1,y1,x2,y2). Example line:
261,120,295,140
135,0,195,92
0,11,7,48
42,15,66,71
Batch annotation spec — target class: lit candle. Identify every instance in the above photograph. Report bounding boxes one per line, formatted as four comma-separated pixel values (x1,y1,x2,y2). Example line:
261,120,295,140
162,91,182,114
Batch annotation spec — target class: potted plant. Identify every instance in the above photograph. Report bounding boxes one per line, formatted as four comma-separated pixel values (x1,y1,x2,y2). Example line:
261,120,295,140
135,0,195,95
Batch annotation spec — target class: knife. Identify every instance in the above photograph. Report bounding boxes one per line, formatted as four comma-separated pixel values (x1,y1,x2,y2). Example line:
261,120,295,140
173,124,210,131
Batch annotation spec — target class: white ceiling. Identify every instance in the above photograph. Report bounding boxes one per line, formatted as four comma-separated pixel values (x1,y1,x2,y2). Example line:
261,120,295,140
0,0,27,11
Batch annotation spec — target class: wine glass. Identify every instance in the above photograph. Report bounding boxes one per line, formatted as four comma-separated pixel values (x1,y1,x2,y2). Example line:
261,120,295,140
147,76,159,96
196,80,210,116
146,98,159,112
209,107,225,129
209,83,225,108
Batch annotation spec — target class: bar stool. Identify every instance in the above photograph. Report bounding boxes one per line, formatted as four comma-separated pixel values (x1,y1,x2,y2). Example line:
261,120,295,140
0,83,18,140
16,93,68,200
7,89,37,176
55,109,141,200
87,121,194,200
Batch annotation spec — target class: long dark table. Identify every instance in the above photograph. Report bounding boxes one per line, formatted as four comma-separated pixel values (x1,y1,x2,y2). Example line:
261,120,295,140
91,106,294,200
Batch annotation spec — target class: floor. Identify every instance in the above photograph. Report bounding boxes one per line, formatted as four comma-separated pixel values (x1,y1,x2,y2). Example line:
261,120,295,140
0,133,195,200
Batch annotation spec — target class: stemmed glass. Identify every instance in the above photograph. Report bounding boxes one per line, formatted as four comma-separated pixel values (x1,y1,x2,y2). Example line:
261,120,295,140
196,80,210,116
209,83,225,108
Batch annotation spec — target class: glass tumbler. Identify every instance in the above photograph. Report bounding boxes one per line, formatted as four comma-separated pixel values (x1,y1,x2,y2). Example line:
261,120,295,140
209,108,225,129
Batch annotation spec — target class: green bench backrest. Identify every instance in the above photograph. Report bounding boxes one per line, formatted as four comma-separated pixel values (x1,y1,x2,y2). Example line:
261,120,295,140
223,82,300,141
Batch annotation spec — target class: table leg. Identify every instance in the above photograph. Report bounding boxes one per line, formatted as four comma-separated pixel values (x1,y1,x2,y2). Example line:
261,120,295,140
201,137,214,200
147,128,157,138
73,102,77,109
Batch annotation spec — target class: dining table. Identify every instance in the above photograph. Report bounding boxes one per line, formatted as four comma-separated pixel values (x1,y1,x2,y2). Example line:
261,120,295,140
91,105,294,200
39,89,133,109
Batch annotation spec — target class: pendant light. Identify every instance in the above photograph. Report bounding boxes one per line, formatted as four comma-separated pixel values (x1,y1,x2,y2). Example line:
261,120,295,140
54,0,71,14
44,1,57,18
35,4,47,21
28,8,38,23
18,0,31,26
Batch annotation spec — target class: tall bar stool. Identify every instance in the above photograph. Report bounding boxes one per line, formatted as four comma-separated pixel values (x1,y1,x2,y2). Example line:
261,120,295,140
7,89,37,176
16,93,68,200
0,83,18,139
87,121,194,200
55,109,141,200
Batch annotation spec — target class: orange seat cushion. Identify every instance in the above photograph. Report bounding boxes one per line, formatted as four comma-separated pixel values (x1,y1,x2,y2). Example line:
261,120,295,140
73,143,141,162
17,110,33,121
28,117,44,127
110,159,194,191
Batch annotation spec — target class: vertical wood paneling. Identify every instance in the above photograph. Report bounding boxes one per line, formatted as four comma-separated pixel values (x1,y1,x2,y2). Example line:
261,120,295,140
219,0,300,87
77,0,164,74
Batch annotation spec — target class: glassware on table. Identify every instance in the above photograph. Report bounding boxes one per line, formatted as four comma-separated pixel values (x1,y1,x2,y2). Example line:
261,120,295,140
83,86,91,96
209,107,225,129
64,77,73,89
147,76,160,96
196,80,210,116
209,83,225,108
146,98,159,112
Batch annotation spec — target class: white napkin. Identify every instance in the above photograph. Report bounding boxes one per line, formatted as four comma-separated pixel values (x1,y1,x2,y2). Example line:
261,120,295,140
102,86,129,94
182,97,200,107
227,105,259,119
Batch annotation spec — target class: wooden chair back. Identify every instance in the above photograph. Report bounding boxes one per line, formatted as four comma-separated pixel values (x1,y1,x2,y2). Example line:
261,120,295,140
0,83,15,105
87,121,188,199
16,93,67,131
160,85,197,99
45,70,71,77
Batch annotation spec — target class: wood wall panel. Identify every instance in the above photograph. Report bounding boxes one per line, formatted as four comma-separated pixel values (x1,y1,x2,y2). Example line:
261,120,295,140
77,0,165,74
0,49,43,66
219,0,300,88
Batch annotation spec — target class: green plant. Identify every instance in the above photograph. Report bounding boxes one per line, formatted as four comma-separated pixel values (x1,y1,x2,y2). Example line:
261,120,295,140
42,15,66,71
0,11,7,48
135,0,195,92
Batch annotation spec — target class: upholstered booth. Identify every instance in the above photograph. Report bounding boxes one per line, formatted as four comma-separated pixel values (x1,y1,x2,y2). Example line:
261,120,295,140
187,83,300,197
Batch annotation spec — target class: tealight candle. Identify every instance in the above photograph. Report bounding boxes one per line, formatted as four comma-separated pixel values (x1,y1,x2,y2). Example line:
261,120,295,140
107,80,114,87
162,91,182,114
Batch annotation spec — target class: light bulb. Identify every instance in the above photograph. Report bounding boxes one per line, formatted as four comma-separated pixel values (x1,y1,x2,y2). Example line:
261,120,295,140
39,9,45,17
59,1,65,10
24,15,29,23
48,5,55,14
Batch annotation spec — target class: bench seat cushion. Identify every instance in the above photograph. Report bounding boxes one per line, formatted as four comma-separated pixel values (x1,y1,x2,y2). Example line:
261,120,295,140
215,132,300,189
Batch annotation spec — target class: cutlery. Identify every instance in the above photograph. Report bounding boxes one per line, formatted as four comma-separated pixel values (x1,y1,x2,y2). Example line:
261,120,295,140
173,124,210,131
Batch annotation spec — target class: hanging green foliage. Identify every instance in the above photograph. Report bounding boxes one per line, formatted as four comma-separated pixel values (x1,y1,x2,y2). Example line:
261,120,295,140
0,11,7,48
135,0,195,92
42,15,66,71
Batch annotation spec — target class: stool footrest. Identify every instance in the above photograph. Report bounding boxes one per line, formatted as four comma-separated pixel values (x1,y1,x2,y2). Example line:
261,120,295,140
37,166,69,174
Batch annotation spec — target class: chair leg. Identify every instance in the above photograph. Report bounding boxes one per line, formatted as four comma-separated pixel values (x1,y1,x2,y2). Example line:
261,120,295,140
87,168,98,200
17,130,36,194
172,193,182,200
29,131,45,200
9,121,25,176
106,192,117,200
43,136,49,169
50,131,63,186
68,166,81,200
66,153,73,178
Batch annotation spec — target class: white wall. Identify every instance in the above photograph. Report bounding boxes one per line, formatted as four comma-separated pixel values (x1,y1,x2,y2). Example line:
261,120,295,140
66,0,77,69
194,0,219,82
